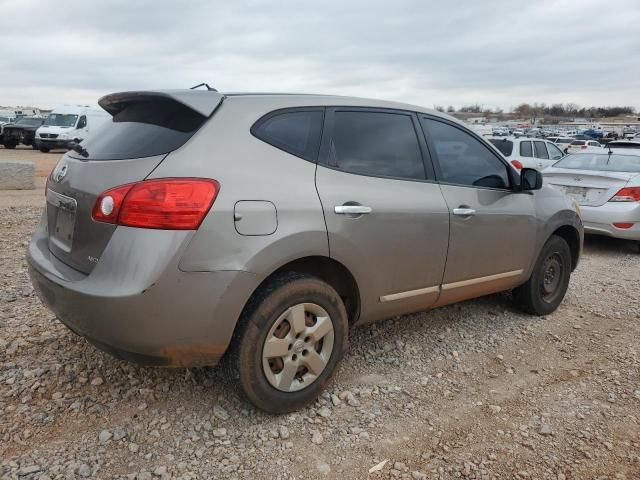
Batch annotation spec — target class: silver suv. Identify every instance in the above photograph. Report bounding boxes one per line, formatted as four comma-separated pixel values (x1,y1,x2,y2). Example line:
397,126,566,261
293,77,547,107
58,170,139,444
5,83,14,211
27,90,583,412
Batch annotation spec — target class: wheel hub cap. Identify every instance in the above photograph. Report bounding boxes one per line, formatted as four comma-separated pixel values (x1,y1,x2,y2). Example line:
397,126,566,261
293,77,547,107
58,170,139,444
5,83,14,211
262,303,335,393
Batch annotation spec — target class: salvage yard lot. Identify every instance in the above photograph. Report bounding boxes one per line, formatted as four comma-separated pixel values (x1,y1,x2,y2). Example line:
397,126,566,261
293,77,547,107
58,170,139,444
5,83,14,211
1,148,639,479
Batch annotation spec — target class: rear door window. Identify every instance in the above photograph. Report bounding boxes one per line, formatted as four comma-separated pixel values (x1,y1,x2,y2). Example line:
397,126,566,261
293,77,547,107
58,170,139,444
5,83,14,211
69,98,208,160
533,141,549,159
520,141,533,157
251,109,324,162
327,110,426,180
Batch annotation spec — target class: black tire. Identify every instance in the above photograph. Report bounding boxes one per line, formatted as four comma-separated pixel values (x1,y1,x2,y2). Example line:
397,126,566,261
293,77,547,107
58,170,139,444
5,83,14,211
513,235,572,315
3,142,16,149
39,147,50,153
227,272,348,413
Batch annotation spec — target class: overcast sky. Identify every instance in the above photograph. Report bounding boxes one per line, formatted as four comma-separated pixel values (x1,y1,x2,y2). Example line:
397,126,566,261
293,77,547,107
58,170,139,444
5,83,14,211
1,0,639,111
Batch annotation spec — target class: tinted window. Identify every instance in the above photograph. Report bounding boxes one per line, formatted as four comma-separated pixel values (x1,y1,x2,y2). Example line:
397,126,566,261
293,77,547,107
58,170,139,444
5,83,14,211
520,141,533,157
330,111,425,179
70,98,206,161
488,139,513,156
571,140,585,146
422,118,510,189
252,110,324,162
546,142,564,160
533,141,549,159
608,141,640,149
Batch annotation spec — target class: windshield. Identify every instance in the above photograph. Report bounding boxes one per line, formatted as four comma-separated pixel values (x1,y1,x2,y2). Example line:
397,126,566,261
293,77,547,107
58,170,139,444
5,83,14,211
488,139,513,156
553,153,640,172
0,116,12,123
15,117,43,127
44,113,78,127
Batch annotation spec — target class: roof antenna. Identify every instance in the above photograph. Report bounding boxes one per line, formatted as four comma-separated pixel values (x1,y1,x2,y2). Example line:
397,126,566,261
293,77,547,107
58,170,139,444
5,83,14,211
190,83,218,92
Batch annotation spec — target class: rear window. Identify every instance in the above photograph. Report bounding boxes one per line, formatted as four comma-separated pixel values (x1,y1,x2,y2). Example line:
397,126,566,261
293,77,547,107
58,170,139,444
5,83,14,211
69,98,206,160
571,140,585,146
554,153,640,172
608,142,640,149
488,139,513,156
557,138,573,144
251,109,324,162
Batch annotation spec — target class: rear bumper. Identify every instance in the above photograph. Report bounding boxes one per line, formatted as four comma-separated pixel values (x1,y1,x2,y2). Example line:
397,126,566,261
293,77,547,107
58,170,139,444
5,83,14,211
580,202,640,240
27,213,260,366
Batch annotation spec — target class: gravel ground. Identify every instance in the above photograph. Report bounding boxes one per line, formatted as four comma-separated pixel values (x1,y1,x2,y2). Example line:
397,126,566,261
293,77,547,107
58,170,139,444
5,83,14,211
1,151,639,479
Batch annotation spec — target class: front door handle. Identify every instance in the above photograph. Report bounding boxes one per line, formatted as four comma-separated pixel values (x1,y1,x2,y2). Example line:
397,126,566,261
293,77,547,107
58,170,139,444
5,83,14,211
452,207,476,216
334,205,372,215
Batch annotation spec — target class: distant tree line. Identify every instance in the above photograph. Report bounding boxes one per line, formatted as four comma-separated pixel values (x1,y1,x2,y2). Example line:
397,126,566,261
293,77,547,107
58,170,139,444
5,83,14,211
433,103,636,119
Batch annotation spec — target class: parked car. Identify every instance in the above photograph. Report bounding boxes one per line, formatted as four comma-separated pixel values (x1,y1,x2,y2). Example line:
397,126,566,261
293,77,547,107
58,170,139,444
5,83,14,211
582,129,604,139
28,90,583,412
566,139,602,154
487,136,564,171
546,136,575,153
0,112,16,145
2,116,45,149
35,105,111,152
544,152,640,246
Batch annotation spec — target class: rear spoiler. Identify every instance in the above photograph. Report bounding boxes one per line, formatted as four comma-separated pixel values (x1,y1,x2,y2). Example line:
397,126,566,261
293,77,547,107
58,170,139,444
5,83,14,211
98,90,224,118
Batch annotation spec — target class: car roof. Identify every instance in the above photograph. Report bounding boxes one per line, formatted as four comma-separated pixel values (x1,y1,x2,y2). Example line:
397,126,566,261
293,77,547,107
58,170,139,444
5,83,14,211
99,89,461,126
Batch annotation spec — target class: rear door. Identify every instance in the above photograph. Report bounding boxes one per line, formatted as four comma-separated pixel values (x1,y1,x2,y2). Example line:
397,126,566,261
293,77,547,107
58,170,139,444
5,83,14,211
45,91,222,273
419,116,536,305
315,108,449,321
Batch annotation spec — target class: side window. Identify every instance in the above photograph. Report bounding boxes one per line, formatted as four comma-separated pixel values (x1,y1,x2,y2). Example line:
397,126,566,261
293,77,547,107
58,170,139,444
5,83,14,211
546,142,564,160
252,109,324,162
520,141,533,157
588,141,600,147
421,118,510,189
77,115,87,129
533,141,549,159
329,111,425,180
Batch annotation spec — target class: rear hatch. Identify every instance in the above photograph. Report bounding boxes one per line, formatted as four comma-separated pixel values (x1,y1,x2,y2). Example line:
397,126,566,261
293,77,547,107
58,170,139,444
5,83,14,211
544,153,640,206
45,90,223,273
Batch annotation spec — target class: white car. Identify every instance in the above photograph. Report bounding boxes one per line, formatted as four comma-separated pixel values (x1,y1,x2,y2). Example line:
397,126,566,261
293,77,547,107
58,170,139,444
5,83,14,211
487,137,564,171
544,152,640,245
565,139,602,154
35,105,110,152
546,136,576,153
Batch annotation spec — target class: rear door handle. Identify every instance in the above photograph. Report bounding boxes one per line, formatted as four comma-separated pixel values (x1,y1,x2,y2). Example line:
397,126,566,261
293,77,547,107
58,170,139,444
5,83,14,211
452,207,476,216
334,205,372,215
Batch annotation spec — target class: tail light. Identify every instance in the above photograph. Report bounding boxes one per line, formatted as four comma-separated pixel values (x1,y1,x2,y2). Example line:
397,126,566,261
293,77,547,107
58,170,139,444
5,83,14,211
580,145,587,149
92,178,220,229
511,160,523,170
612,222,634,229
609,187,640,202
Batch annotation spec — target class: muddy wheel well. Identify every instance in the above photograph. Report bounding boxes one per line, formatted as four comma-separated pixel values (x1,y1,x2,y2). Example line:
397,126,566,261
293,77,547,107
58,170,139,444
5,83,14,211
552,225,581,270
257,256,360,324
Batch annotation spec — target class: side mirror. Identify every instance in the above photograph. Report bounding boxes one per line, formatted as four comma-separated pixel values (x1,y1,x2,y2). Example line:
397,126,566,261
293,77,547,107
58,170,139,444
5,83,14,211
520,168,543,191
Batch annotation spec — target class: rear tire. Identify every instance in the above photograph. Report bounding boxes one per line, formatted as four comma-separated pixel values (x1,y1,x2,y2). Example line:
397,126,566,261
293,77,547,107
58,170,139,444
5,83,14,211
39,147,50,153
513,235,572,315
227,273,348,413
3,142,16,149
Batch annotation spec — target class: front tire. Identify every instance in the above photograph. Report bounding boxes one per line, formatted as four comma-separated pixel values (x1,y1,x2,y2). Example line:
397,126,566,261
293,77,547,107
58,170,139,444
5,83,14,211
229,273,348,413
39,147,50,153
513,235,572,315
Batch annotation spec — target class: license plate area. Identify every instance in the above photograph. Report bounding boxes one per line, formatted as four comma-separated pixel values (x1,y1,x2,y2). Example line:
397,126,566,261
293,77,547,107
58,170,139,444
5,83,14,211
47,190,77,253
562,186,605,205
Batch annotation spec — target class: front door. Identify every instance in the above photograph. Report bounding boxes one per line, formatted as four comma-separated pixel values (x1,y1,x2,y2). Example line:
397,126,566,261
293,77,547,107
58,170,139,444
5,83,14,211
315,108,450,322
419,116,537,306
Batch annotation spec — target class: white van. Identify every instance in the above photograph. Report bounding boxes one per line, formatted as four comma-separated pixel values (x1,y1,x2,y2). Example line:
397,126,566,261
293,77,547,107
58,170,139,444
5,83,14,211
35,105,110,152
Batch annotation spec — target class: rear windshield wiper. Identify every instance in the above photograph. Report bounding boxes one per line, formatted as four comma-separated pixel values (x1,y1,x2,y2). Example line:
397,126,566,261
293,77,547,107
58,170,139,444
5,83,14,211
71,142,89,158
